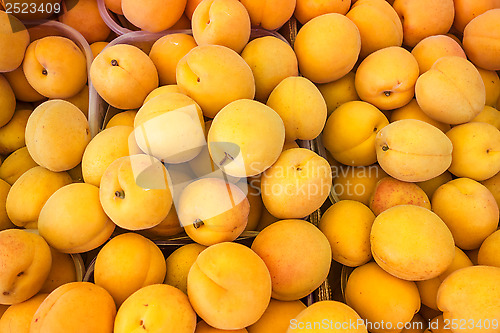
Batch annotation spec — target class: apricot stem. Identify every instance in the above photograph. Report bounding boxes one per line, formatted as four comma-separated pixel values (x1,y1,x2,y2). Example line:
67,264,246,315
383,91,391,97
111,59,119,66
115,190,125,199
382,145,389,151
193,219,204,229
41,69,48,75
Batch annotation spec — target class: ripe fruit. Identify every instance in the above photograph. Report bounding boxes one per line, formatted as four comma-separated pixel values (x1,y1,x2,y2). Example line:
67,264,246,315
375,119,453,182
207,99,285,177
25,100,91,172
23,36,87,99
370,205,455,281
252,219,332,301
294,13,361,83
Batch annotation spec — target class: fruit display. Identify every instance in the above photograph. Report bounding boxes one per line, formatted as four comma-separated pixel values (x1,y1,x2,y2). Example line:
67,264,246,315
0,0,499,332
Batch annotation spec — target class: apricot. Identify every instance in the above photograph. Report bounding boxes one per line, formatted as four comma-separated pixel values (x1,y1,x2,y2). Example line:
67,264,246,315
439,246,474,281
266,76,327,141
90,44,159,109
30,282,116,333
256,205,279,231
0,74,16,128
477,68,500,107
437,266,500,333
187,242,272,330
416,278,441,311
347,0,403,59
115,284,196,333
411,35,466,74
294,0,351,24
144,85,182,104
294,13,361,84
57,84,89,118
252,219,331,301
0,11,29,73
121,0,186,32
176,45,255,118
105,110,137,128
208,99,284,177
134,92,205,164
105,0,122,14
3,66,44,104
0,229,52,305
319,200,375,267
82,125,138,186
260,148,331,219
25,100,90,172
40,247,78,293
317,71,360,116
241,36,298,102
289,301,368,333
90,41,108,59
332,164,387,205
471,105,500,129
23,36,87,99
446,122,500,181
149,34,196,87
5,166,71,229
240,0,295,30
323,101,389,166
38,183,115,253
0,147,38,185
248,299,306,333
345,262,421,333
453,0,500,33
58,0,111,44
477,230,500,267
0,179,14,231
177,178,249,246
0,108,31,155
192,0,250,53
99,155,173,230
139,206,184,238
164,243,207,294
393,0,455,47
416,171,453,199
463,9,500,71
369,177,431,215
416,246,473,311
481,171,500,208
432,178,499,250
0,293,47,332
239,185,261,231
416,57,485,125
375,119,453,182
390,99,450,133
95,233,166,306
355,46,419,110
371,205,455,281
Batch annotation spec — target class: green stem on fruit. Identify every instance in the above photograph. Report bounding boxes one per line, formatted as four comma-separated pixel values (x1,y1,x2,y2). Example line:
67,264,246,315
193,219,204,229
115,190,125,199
